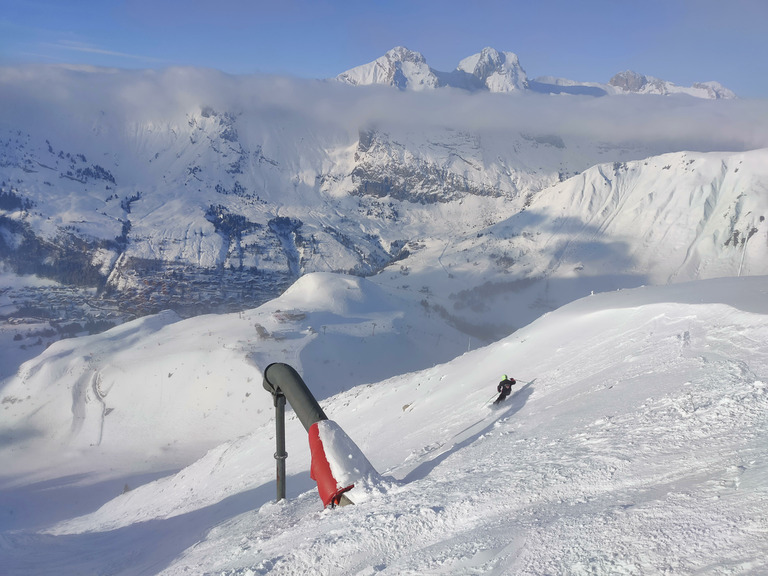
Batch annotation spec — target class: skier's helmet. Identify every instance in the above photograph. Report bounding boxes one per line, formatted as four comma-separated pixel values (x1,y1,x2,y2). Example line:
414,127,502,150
503,374,507,380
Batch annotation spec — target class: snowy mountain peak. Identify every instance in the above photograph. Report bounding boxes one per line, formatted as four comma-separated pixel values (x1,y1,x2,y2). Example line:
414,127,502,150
609,70,737,99
609,70,647,92
692,80,738,100
337,49,734,99
337,46,528,93
456,47,528,92
385,45,426,65
336,46,439,91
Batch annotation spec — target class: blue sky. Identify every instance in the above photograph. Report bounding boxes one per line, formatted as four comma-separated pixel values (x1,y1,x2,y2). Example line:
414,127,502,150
1,0,766,98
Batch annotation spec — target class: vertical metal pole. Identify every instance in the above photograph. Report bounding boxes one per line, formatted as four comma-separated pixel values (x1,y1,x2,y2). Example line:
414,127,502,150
263,363,329,503
274,393,287,502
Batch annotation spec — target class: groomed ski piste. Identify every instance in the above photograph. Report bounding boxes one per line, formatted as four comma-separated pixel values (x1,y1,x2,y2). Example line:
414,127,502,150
1,273,767,575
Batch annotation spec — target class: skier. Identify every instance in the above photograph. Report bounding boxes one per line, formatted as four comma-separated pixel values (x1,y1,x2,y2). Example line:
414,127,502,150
494,374,516,404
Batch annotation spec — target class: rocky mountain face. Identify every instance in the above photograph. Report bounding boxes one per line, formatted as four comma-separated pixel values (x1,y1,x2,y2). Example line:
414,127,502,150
0,66,762,355
0,102,569,323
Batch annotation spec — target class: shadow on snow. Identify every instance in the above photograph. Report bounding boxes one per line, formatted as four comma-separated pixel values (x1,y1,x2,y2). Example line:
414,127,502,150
1,472,315,576
400,380,535,484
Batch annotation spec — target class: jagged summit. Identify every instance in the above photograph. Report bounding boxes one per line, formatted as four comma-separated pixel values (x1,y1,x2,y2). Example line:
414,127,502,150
456,47,528,92
335,46,439,91
337,47,735,99
336,46,527,93
609,70,737,99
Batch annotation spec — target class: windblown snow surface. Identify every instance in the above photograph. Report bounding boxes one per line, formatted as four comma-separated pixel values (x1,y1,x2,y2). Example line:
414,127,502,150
1,273,767,575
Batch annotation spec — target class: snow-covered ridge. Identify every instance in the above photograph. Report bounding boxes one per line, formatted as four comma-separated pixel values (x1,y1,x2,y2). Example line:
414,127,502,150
0,273,470,482
336,46,529,94
609,70,737,99
519,148,768,283
337,46,735,98
4,275,767,574
336,46,440,91
373,147,768,337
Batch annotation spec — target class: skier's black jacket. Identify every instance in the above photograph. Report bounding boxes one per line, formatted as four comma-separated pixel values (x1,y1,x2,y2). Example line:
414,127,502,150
498,377,516,393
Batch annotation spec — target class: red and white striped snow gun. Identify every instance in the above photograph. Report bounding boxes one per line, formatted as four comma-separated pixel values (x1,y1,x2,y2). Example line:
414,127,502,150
263,362,379,508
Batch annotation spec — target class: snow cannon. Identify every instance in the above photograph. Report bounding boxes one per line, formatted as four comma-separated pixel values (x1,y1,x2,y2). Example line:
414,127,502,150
308,419,380,507
263,362,379,508
263,362,327,430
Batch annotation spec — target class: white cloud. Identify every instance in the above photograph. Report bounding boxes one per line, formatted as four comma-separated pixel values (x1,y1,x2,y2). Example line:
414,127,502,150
48,40,166,63
1,65,767,153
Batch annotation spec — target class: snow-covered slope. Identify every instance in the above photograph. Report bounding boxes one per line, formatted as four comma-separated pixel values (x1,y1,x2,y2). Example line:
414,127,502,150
369,148,768,339
0,273,469,483
2,275,766,574
522,149,768,282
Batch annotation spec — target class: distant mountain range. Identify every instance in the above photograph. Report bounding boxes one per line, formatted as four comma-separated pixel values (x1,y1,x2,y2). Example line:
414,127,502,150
336,46,737,99
0,62,761,367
